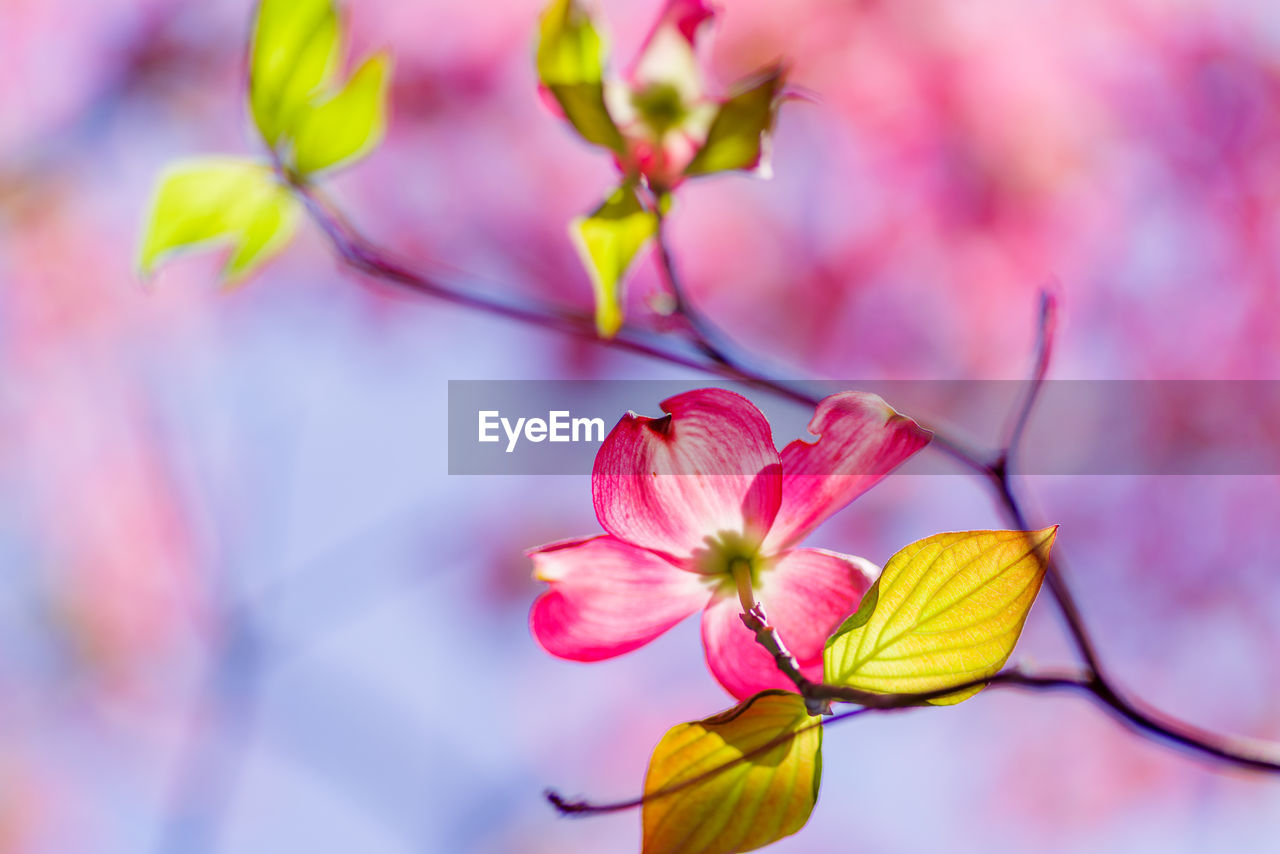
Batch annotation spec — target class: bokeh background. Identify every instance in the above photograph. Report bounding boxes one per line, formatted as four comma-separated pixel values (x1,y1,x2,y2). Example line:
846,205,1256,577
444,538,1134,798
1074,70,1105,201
3,0,1280,851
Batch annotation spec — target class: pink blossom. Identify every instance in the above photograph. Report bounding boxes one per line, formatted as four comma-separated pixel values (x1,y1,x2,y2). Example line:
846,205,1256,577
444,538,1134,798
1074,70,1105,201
603,0,718,188
539,0,784,195
528,388,930,699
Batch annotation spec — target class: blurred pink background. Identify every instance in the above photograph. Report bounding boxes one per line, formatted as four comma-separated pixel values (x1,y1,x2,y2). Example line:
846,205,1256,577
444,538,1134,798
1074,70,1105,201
1,0,1279,851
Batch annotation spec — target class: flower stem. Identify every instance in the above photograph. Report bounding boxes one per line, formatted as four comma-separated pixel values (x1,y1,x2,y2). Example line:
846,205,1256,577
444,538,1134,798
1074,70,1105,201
730,560,755,614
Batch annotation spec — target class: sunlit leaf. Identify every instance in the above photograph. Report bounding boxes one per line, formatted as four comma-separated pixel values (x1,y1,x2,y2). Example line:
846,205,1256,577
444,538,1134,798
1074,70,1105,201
569,184,657,338
684,66,785,177
291,51,392,176
643,692,821,854
251,0,342,148
537,0,625,152
824,528,1058,704
138,158,298,283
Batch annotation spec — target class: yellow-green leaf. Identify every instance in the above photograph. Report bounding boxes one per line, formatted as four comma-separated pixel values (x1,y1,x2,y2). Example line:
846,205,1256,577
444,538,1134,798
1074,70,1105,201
824,528,1058,704
536,0,625,152
684,66,785,177
292,51,392,176
569,184,657,338
251,0,342,148
643,692,821,854
138,158,298,284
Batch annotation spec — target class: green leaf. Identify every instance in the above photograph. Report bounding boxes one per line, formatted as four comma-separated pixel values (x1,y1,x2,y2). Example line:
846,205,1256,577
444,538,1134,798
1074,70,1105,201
684,66,785,177
569,184,657,338
824,528,1058,705
643,692,821,854
536,0,625,152
827,578,879,640
291,51,392,176
251,0,342,148
138,158,299,283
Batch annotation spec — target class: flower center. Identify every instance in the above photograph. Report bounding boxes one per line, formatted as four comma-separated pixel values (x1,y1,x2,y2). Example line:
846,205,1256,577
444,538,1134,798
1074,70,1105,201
631,81,688,137
692,531,768,607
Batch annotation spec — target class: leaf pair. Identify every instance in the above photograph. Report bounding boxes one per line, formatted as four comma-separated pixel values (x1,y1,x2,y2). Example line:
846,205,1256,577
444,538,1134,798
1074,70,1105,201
641,528,1057,853
138,160,299,283
139,0,391,283
250,0,391,177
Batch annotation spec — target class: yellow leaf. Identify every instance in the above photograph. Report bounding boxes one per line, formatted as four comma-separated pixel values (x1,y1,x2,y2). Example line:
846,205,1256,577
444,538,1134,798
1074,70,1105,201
569,184,657,338
138,158,298,284
824,528,1058,704
292,51,392,176
251,0,342,148
685,66,785,178
536,0,625,152
643,691,821,854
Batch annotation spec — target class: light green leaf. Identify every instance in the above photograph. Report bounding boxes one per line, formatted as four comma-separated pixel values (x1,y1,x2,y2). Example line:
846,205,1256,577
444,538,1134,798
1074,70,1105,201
536,0,625,152
832,578,879,635
824,528,1058,705
643,692,821,854
291,51,392,176
138,158,298,284
569,184,657,338
684,66,785,177
251,0,342,148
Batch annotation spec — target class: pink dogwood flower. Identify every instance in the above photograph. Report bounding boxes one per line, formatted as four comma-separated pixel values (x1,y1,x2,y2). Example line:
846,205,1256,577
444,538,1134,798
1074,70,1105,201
538,0,785,194
529,388,931,700
537,0,790,338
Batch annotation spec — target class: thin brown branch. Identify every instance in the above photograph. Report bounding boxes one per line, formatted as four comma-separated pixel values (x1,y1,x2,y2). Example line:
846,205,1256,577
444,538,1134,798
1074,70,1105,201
545,668,1098,816
652,213,736,367
1000,288,1057,469
546,706,870,817
737,601,827,715
989,293,1105,677
547,663,1280,817
979,295,1278,770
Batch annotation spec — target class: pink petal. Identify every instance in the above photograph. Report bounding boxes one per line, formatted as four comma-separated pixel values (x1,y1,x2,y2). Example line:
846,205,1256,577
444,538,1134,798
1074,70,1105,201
763,392,931,553
529,535,710,662
642,0,714,50
593,388,782,559
627,0,714,105
702,548,877,700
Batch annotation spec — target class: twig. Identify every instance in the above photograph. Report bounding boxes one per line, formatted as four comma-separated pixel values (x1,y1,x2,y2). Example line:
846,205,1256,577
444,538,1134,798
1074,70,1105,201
1000,289,1057,469
652,213,736,367
546,706,874,817
545,667,1099,816
546,662,1280,817
729,564,827,716
986,292,1106,678
738,602,825,715
293,183,825,407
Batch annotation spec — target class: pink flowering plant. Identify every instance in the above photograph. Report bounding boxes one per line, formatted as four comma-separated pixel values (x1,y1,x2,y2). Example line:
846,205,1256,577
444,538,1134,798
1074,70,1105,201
530,388,929,700
131,0,1280,852
532,386,1060,851
538,0,787,336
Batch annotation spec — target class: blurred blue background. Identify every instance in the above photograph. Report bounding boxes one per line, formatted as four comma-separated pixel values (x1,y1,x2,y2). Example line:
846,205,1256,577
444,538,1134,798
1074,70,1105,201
1,0,1279,852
